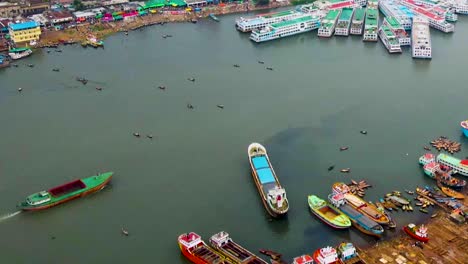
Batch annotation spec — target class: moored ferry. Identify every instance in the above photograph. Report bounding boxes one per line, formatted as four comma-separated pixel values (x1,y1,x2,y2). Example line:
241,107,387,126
318,9,341,37
17,172,113,211
209,231,268,264
398,0,454,32
335,7,355,36
329,193,384,237
178,232,234,264
412,16,432,59
293,255,314,264
461,120,468,137
378,25,402,53
248,143,289,217
350,7,366,35
454,0,468,14
8,47,33,60
367,0,379,8
250,15,321,43
383,16,410,46
308,194,351,229
332,182,390,225
313,246,340,264
236,10,303,32
363,8,378,41
436,153,468,176
378,0,413,30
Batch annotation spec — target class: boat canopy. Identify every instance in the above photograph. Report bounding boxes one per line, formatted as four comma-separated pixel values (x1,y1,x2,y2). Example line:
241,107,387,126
252,156,269,169
257,168,275,184
9,47,31,53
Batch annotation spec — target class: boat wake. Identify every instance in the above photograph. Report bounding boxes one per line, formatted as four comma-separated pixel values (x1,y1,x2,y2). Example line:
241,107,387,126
0,211,21,222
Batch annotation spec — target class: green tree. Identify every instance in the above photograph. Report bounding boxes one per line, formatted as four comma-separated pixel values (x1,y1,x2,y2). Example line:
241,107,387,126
73,0,85,11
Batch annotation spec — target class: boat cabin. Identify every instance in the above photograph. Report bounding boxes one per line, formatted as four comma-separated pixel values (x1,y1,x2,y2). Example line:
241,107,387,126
26,191,51,205
209,231,231,247
179,232,202,249
329,193,346,207
337,242,357,260
316,246,339,264
293,254,314,264
48,179,86,197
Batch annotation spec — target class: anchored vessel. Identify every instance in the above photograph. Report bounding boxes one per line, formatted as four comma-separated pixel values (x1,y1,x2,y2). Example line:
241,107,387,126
248,143,289,217
250,15,321,42
236,10,303,32
436,153,468,176
313,246,340,264
363,8,378,41
367,0,379,8
335,7,355,36
379,25,402,53
8,47,33,60
178,232,234,264
318,9,341,37
383,16,410,46
333,183,390,225
293,255,314,264
17,172,113,211
209,231,268,264
412,16,432,59
337,242,367,264
398,0,454,32
329,193,384,237
308,195,351,229
403,223,429,242
378,0,413,30
461,120,468,137
350,8,366,35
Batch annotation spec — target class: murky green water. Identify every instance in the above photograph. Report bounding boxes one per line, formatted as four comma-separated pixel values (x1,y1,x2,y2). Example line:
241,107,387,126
1,10,467,263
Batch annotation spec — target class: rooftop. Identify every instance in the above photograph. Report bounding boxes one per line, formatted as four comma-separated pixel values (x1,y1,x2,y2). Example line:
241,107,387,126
338,7,353,21
386,16,402,28
352,8,365,21
271,15,315,28
365,9,378,26
261,10,296,19
9,21,39,31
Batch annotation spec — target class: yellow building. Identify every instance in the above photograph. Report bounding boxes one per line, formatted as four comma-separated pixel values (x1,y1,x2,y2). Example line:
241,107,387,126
8,21,41,44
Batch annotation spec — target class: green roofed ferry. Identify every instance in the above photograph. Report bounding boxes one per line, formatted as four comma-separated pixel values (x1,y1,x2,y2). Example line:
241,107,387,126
249,15,320,43
248,143,288,217
17,172,113,211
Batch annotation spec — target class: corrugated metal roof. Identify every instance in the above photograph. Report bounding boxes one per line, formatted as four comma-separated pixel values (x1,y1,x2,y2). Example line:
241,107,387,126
9,21,39,31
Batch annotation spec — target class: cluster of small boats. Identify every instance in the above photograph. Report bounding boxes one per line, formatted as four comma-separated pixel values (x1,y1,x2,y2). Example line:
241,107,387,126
293,242,367,264
81,35,104,48
430,136,461,153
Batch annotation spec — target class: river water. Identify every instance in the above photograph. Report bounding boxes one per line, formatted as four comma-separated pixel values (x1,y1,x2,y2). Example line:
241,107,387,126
1,10,468,263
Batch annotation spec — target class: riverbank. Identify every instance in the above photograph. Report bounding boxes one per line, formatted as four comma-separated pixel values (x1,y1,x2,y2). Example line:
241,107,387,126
36,2,291,47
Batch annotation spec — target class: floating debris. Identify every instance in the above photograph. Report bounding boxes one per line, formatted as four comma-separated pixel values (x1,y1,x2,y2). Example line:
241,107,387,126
430,136,461,153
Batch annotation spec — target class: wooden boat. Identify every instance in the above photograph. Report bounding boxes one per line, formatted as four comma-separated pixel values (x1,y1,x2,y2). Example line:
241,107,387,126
17,172,113,211
439,185,464,199
340,168,351,173
387,195,410,206
248,143,288,217
209,231,267,264
435,171,466,190
308,195,351,229
340,147,349,151
313,246,340,264
178,232,234,264
403,224,429,242
337,242,368,264
333,182,390,225
209,13,219,22
420,208,428,213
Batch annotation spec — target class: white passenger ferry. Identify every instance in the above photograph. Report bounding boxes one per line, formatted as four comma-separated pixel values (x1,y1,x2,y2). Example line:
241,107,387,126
363,8,378,41
318,9,341,37
378,25,402,53
412,16,431,59
383,16,410,46
236,10,303,32
250,15,321,43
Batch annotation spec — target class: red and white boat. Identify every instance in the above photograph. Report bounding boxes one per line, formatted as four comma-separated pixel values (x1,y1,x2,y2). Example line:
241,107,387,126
403,224,429,243
293,254,314,264
313,246,340,264
178,232,234,264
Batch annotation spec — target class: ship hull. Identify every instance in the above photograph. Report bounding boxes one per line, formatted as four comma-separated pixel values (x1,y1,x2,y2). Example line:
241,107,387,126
345,195,390,225
462,127,468,138
19,176,111,211
178,243,209,264
309,206,350,229
403,227,429,242
351,221,382,238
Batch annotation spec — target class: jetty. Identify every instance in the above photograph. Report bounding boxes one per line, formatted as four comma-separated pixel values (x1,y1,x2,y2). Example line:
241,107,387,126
350,8,366,35
335,7,355,36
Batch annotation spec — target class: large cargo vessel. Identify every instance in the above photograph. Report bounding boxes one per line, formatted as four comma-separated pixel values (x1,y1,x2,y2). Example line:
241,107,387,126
412,16,432,59
335,7,355,36
350,7,366,35
318,9,341,37
17,172,113,211
248,143,289,217
308,194,351,229
363,8,378,41
209,231,268,264
236,10,303,32
250,15,321,43
178,232,234,264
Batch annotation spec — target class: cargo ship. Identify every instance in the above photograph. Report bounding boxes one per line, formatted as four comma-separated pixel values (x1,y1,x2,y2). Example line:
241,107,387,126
8,47,32,60
236,10,303,32
378,25,402,53
178,232,234,264
412,16,432,59
383,16,410,46
403,224,429,242
337,242,367,264
461,120,468,137
333,183,390,225
329,193,384,237
363,8,378,41
250,15,321,43
335,7,354,36
17,172,113,211
308,194,351,229
248,143,289,217
209,231,268,264
436,153,468,176
312,246,340,264
350,8,366,35
318,9,341,37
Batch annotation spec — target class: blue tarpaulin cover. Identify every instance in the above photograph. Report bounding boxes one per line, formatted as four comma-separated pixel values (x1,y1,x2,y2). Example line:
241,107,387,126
257,168,275,184
252,156,269,170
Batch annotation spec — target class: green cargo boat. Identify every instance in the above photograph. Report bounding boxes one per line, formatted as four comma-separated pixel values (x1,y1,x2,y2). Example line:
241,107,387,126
17,172,113,211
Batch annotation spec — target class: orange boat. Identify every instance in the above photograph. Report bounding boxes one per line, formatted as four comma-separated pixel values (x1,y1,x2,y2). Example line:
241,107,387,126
178,232,234,264
439,185,465,199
